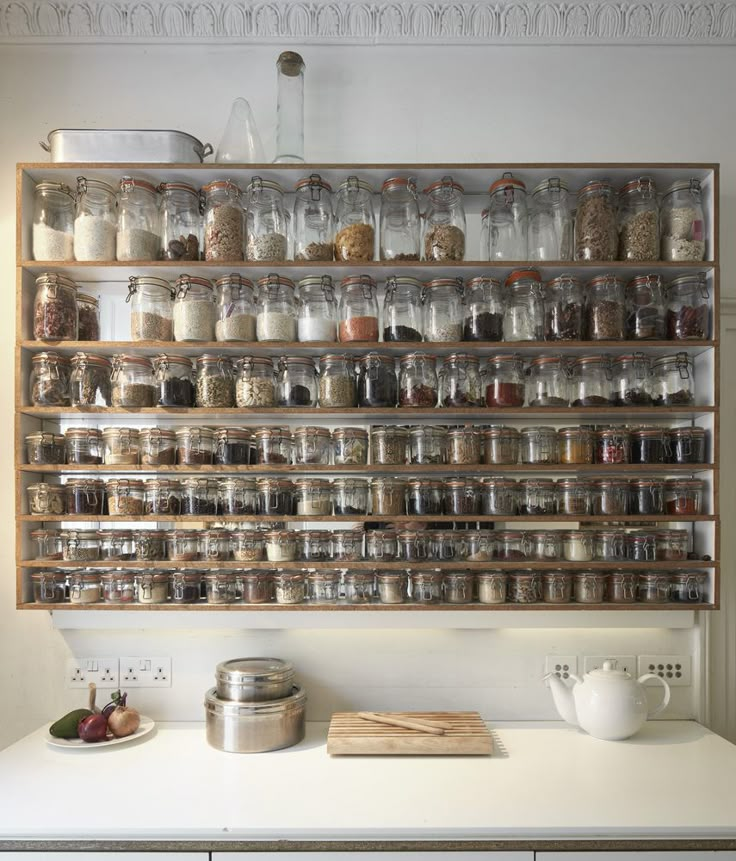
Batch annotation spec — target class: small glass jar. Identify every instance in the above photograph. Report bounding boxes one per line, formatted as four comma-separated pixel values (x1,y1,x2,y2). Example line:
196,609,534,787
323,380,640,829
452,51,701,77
371,426,409,465
520,426,559,465
656,529,690,561
26,432,65,465
344,571,375,604
423,177,466,261
214,427,251,466
423,278,464,342
528,177,573,261
274,571,306,605
371,478,406,516
466,531,494,562
297,275,337,341
338,275,379,342
357,354,397,408
65,479,105,515
298,531,331,562
660,179,706,261
167,530,200,562
101,427,140,466
573,572,607,604
255,426,293,464
232,531,266,563
399,352,438,407
407,479,444,516
409,425,447,465
77,293,100,341
70,352,111,407
557,479,594,516
488,172,528,260
98,529,135,561
585,275,625,340
180,477,218,515
570,356,611,407
558,427,594,465
463,276,503,341
664,478,704,515
542,572,573,604
477,572,508,605
638,572,671,604
444,572,474,605
596,428,631,464
626,531,658,562
106,479,145,516
256,274,297,341
74,177,117,261
158,181,202,261
204,573,238,605
140,428,177,466
593,479,631,516
527,356,569,407
33,180,75,261
618,176,659,261
443,478,481,516
595,530,627,563
203,180,244,261
398,530,431,562
561,530,595,562
61,529,101,563
610,354,652,406
293,425,331,465
195,355,235,408
482,426,520,465
383,276,424,342
334,177,375,262
410,570,444,604
333,478,370,515
366,530,398,561
31,528,63,560
295,478,332,515
127,275,174,341
169,571,203,604
494,531,528,561
626,274,665,339
439,353,482,407
630,479,665,515
173,275,215,342
652,353,694,406
176,426,215,465
33,273,78,340
376,572,409,604
144,479,181,516
151,355,194,407
135,572,170,605
447,427,481,465
518,478,557,515
575,179,617,261
503,269,544,341
214,273,256,341
256,478,295,515
218,478,257,516
68,571,102,605
543,274,583,341
670,572,708,604
630,426,666,464
246,177,288,261
199,529,232,562
507,571,540,604
235,357,276,408
30,352,71,406
380,177,421,261
110,354,155,407
332,529,365,562
319,354,357,407
307,570,340,604
133,529,167,561
117,177,160,261
607,571,638,603
293,174,334,262
666,273,710,340
480,477,518,516
277,356,318,407
667,426,707,464
527,531,562,562
32,570,67,604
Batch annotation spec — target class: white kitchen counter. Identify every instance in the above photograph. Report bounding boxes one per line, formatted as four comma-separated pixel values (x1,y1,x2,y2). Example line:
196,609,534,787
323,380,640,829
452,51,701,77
1,721,736,849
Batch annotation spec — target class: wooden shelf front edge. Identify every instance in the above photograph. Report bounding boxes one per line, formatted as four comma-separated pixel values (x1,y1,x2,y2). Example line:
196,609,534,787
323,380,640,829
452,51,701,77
16,514,718,523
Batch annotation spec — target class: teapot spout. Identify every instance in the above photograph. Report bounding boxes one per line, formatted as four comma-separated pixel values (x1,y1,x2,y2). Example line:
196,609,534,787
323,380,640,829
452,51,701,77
544,672,581,726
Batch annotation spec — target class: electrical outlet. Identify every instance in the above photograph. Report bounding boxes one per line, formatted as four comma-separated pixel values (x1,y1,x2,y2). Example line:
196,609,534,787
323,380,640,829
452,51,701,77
583,655,637,675
545,655,578,683
66,657,119,689
638,655,691,686
119,656,172,688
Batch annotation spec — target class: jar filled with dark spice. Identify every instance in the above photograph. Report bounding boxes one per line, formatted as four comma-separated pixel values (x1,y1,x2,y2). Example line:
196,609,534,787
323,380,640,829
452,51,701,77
333,478,370,515
423,278,464,342
507,570,540,603
410,570,444,604
379,176,420,261
101,427,140,465
77,293,100,340
626,531,658,562
439,353,482,407
370,477,407,516
293,174,334,262
256,273,297,341
397,529,431,561
61,529,101,562
484,354,526,407
558,426,594,464
33,272,78,340
30,352,71,406
652,353,694,406
276,356,318,407
331,529,366,562
110,354,155,407
370,425,409,465
293,425,331,464
30,529,63,560
357,353,397,408
656,529,689,561
255,426,293,464
527,356,570,407
169,570,203,602
297,274,337,341
503,269,544,341
215,273,256,341
66,478,105,515
70,352,111,407
520,426,559,465
366,529,398,561
338,275,379,341
610,354,652,406
443,478,481,516
407,479,443,516
575,179,617,261
235,356,276,407
670,572,708,604
480,477,518,516
106,479,145,516
180,477,219,515
143,479,181,515
518,478,557,515
158,181,203,261
630,478,664,515
98,529,135,561
27,482,66,515
570,355,612,407
399,352,438,407
152,354,194,407
334,177,375,262
319,354,357,407
175,426,215,465
543,274,583,341
595,531,627,563
203,180,244,262
626,274,665,339
127,275,174,341
667,426,707,464
557,478,594,516
139,428,177,466
447,426,481,465
195,355,235,408
585,275,625,340
595,428,631,464
482,425,520,465
592,478,631,516
607,571,637,603
666,273,710,340
382,275,424,341
529,176,573,261
409,425,448,464
630,426,667,464
218,478,257,515
422,176,466,261
256,478,295,515
664,478,704,515
214,427,252,465
618,176,659,261
463,276,503,341
26,432,65,465
541,572,573,604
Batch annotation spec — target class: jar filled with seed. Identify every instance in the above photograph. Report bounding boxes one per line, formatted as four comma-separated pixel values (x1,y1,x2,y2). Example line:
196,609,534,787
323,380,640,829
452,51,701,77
447,426,481,465
169,570,203,603
158,181,203,261
173,275,215,342
595,428,631,464
307,570,340,604
630,426,666,464
463,276,504,341
98,529,135,561
214,427,252,465
295,478,333,515
357,354,397,408
319,354,357,407
507,571,539,603
638,572,671,604
410,570,444,604
70,352,111,407
30,352,71,406
626,273,665,339
439,354,482,407
543,274,583,341
371,477,406,516
444,478,481,516
101,427,140,465
584,275,625,340
33,180,75,261
332,529,365,562
557,478,594,516
366,529,398,561
607,571,638,604
255,426,293,464
297,274,337,341
175,426,215,465
477,571,508,605
180,477,219,515
480,477,518,516
338,275,379,342
618,176,659,261
106,479,145,516
570,356,612,407
167,530,200,562
110,355,155,407
423,278,464,342
235,356,276,407
293,174,334,262
257,478,295,515
26,431,65,465
214,273,256,341
232,530,266,563
518,478,557,516
152,354,194,407
610,354,652,406
31,528,63,560
117,177,160,261
133,529,167,561
333,427,368,465
527,356,570,407
652,353,695,406
520,426,559,465
27,482,65,515
77,293,100,341
592,478,630,516
144,479,181,515
558,426,594,464
33,272,78,340
666,273,710,340
371,425,409,465
397,530,430,561
503,269,544,341
667,426,707,464
482,426,520,465
376,572,409,604
203,180,244,261
195,355,235,407
245,177,288,262
670,572,708,604
66,478,105,515
575,179,617,261
379,176,420,261
273,571,306,605
407,479,443,516
67,571,102,605
399,352,438,407
61,529,101,562
218,478,257,516
127,275,174,341
383,276,424,342
423,177,466,261
526,531,562,562
276,356,318,407
334,176,375,262
660,178,706,262
333,478,370,515
488,172,528,260
528,176,573,261
140,428,177,466
630,478,664,515
256,274,297,341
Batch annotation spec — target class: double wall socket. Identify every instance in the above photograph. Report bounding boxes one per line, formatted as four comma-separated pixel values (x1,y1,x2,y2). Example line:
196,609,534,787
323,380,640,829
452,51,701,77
66,656,172,688
120,656,172,687
66,657,119,689
546,654,692,687
638,655,691,686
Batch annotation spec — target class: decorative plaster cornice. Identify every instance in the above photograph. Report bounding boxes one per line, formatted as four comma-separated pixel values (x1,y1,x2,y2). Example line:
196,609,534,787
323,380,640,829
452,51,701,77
2,1,736,44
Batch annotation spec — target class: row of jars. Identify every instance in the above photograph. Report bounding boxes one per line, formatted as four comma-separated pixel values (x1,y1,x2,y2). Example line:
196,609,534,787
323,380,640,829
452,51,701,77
29,567,709,606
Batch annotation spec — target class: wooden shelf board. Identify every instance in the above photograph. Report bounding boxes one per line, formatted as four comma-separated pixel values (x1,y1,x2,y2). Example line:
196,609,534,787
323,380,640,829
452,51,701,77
17,514,717,523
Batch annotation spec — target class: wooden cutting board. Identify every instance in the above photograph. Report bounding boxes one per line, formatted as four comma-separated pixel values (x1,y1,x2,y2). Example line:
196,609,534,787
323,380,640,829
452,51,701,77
327,711,493,756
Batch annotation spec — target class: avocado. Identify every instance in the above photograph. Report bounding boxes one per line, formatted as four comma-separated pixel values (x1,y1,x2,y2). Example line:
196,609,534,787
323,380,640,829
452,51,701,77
49,708,93,739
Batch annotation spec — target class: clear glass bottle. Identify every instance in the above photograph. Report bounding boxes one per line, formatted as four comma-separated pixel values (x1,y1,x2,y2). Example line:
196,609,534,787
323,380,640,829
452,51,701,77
127,275,174,341
484,354,525,407
527,356,570,407
423,278,464,342
626,274,665,339
652,353,694,406
30,351,71,406
33,272,78,340
520,427,559,465
610,353,652,406
379,176,420,260
399,352,438,407
70,352,111,406
333,427,368,465
116,176,160,261
370,425,408,465
439,353,482,407
33,180,75,261
482,426,520,465
666,273,710,339
575,179,617,261
77,293,100,340
293,174,333,261
503,269,544,341
293,425,331,465
297,275,337,342
319,354,357,407
488,172,528,260
570,355,611,406
338,275,378,342
463,276,503,341
422,176,465,261
277,356,318,407
275,51,305,163
236,356,276,407
74,177,117,261
528,177,573,261
158,181,203,260
585,275,625,340
383,276,424,342
543,274,583,341
202,180,244,261
110,355,155,407
246,177,288,261
215,274,256,341
256,273,297,341
101,427,140,465
152,354,194,407
173,275,215,342
661,178,706,261
618,176,659,261
334,177,375,262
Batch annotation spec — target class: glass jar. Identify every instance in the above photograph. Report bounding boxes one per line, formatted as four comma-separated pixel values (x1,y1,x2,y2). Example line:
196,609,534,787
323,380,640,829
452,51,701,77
98,529,135,561
487,172,528,260
479,208,489,262
307,570,340,604
110,355,155,407
410,425,447,464
570,356,611,407
558,427,594,464
232,530,265,563
106,479,145,516
432,531,469,563
277,356,318,407
526,356,569,407
332,529,365,562
407,479,444,516
596,428,631,464
443,478,481,516
410,570,444,604
447,426,481,465
423,278,464,342
630,426,666,464
246,177,288,261
357,354,397,408
574,572,607,604
235,357,276,408
477,572,508,605
175,426,215,465
135,572,170,605
26,431,65,465
371,478,406,516
626,531,658,562
298,530,330,562
376,572,409,604
626,274,665,339
656,529,689,561
592,479,631,516
213,273,256,342
69,352,111,407
33,273,77,340
610,354,652,406
366,530,398,561
638,572,671,604
520,426,559,465
274,572,306,605
399,352,438,407
397,530,430,562
293,425,331,465
334,177,375,262
528,177,573,261
439,353,482,407
666,273,710,340
343,571,375,604
480,478,518,516
31,528,63,560
158,181,202,260
670,572,708,604
557,479,594,516
218,478,257,516
199,529,232,562
667,426,707,464
503,269,544,341
173,275,216,342
101,427,139,466
203,180,244,261
652,353,694,406
127,275,174,341
255,426,292,464
77,293,100,340
482,426,520,465
518,478,557,515
295,478,332,515
618,176,659,261
443,572,474,605
383,276,424,342
116,177,160,261
319,354,357,407
74,177,117,261
204,573,238,605
66,479,105,515
256,478,295,515
422,177,466,261
595,531,627,563
170,570,203,604
664,478,704,515
32,570,67,604
630,479,664,515
133,529,167,561
33,180,75,260
575,179,617,261
256,274,297,341
527,531,562,562
151,355,194,407
338,275,378,342
661,178,706,261
195,355,235,408
27,482,65,515
69,572,102,605
180,477,218,515
140,428,177,466
543,274,583,341
144,479,181,515
333,479,369,516
507,571,539,603
542,572,573,604
370,426,408,465
167,530,200,562
214,427,251,465
380,177,420,261
466,531,494,561
463,276,503,341
297,275,337,341
585,275,625,340
61,529,101,563
293,174,334,261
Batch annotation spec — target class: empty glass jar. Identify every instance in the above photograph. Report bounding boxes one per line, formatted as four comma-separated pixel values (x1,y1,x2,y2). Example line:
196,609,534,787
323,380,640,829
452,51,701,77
528,177,573,261
379,176,420,260
487,172,528,260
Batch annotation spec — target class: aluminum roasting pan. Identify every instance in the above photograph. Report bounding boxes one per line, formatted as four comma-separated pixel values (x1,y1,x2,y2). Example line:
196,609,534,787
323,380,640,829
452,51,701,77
40,129,213,163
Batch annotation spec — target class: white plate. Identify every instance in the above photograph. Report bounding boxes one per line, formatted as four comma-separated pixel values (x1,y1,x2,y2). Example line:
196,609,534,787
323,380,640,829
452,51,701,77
46,715,155,749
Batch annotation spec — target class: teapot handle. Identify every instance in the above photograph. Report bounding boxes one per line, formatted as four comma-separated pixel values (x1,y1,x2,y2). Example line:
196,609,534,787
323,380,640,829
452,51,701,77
638,673,671,717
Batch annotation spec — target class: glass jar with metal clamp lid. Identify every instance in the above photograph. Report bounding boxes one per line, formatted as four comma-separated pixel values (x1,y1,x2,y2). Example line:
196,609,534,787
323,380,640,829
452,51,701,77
528,176,573,261
379,176,420,261
487,172,528,260
245,176,288,261
158,181,203,260
116,176,160,261
422,176,466,261
334,176,375,262
297,274,337,341
293,173,334,261
127,275,174,341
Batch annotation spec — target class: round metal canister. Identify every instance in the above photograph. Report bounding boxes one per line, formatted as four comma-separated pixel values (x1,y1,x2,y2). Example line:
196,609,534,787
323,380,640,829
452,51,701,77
215,657,295,702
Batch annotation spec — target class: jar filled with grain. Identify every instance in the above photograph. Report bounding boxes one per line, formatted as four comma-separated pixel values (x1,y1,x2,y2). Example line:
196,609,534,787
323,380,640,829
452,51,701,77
626,274,665,339
423,278,464,342
295,478,333,515
543,274,583,340
98,529,135,561
76,293,100,340
484,354,526,407
256,478,295,515
507,571,540,603
68,571,102,605
127,276,174,341
74,177,117,262
256,274,297,341
203,180,244,261
195,354,235,408
575,179,617,261
618,176,659,261
482,425,520,465
666,273,710,340
140,428,177,466
357,353,397,407
255,425,293,464
70,352,111,407
101,427,140,465
557,478,594,516
477,571,508,605
152,354,194,407
158,181,203,261
570,356,612,407
61,529,101,563
558,427,594,465
399,352,438,407
215,274,256,341
265,530,298,562
527,357,570,407
595,428,631,464
379,176,420,261
110,355,155,407
293,174,334,262
235,357,276,407
273,571,306,605
447,426,481,465
480,477,518,516
232,530,266,563
503,269,544,341
117,177,160,261
173,275,215,342
33,273,78,341
65,427,102,465
439,353,482,407
518,478,557,515
371,477,407,516
660,179,706,262
610,354,652,406
135,572,170,605
488,172,528,260
246,177,288,261
26,432,65,466
592,478,631,516
651,353,694,406
370,425,409,465
422,176,466,261
175,426,216,465
218,478,257,515
383,275,424,342
65,479,105,516
409,425,447,464
33,180,75,261
319,354,357,407
143,479,181,515
27,482,66,515
334,176,375,262
276,356,318,407
584,274,625,340
214,427,252,465
106,479,145,516
463,276,504,341
407,479,443,516
528,177,573,261
338,275,379,342
466,531,494,562
333,427,368,465
180,477,219,515
297,275,337,341
561,530,595,562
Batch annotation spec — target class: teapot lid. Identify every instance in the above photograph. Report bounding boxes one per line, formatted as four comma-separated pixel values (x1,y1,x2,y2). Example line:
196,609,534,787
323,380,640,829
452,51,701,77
587,659,632,680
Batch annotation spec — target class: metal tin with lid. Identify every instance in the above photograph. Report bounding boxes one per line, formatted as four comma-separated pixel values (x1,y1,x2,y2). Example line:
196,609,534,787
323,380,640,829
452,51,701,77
215,658,296,703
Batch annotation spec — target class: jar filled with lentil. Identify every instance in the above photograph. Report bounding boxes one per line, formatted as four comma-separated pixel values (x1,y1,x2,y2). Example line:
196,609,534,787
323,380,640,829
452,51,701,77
439,353,482,407
110,355,155,407
344,571,375,604
543,274,583,341
666,273,710,340
203,180,244,261
254,426,292,464
557,478,594,516
477,571,508,604
33,180,75,261
338,275,379,342
176,426,215,465
542,571,573,604
170,570,203,604
319,354,357,407
133,529,167,561
397,529,431,561
670,572,708,603
480,477,518,516
527,356,570,407
596,428,631,464
618,176,659,261
610,354,652,406
334,176,375,262
383,275,424,341
218,478,257,515
379,176,421,261
30,352,71,406
607,571,637,603
629,478,665,515
116,177,160,261
664,478,704,515
32,570,67,604
482,426,520,465
422,176,466,261
33,272,78,340
274,571,306,605
297,274,337,341
371,477,406,516
61,529,101,562
366,529,398,561
660,178,706,262
293,174,334,262
292,425,330,465
409,425,447,464
626,531,658,562
214,427,251,465
503,269,544,341
652,353,695,406
77,293,100,341
106,479,145,516
256,274,297,341
180,477,218,515
626,273,665,339
406,479,443,516
558,426,594,464
399,352,438,407
245,177,288,262
140,428,177,466
70,352,111,407
638,572,671,603
26,432,65,465
592,478,630,516
98,529,135,561
66,479,105,515
127,275,174,341
371,425,408,465
575,179,617,261
144,479,181,515
232,530,266,562
667,426,707,464
204,572,238,605
195,355,235,408
570,356,612,407
295,478,332,515
153,354,196,407
573,572,607,604
447,426,481,465
487,172,528,260
410,570,444,604
307,570,340,604
507,571,540,603
31,528,63,560
376,572,409,604
520,426,559,465
443,571,474,605
214,273,256,341
443,478,481,516
173,275,216,342
595,530,626,563
235,357,276,407
101,427,140,465
423,278,464,342
463,276,504,341
518,478,557,515
357,353,397,408
332,529,365,562
333,478,369,515
527,531,562,562
277,356,318,407
167,530,200,562
256,478,295,515
656,529,690,561
528,176,573,261
333,427,368,465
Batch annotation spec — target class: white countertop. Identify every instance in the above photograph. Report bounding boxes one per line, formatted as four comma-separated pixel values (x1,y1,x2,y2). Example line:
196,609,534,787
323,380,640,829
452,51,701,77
2,720,736,843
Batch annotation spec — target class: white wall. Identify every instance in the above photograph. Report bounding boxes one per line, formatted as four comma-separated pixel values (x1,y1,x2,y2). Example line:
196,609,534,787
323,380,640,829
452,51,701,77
1,43,733,749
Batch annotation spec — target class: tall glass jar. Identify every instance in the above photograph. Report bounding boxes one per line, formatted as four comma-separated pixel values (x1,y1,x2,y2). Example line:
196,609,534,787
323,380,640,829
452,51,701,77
195,355,234,408
570,356,612,406
297,275,337,341
246,177,288,261
70,352,111,406
127,275,174,341
666,273,710,340
626,274,665,339
660,178,706,261
482,426,520,465
173,275,215,342
276,356,318,406
652,354,694,406
463,276,503,341
214,274,256,341
338,275,378,342
503,269,544,341
484,354,526,407
357,353,397,407
422,177,466,261
488,172,528,260
334,177,375,262
610,354,652,406
33,181,75,261
543,274,583,341
293,174,334,261
202,180,244,261
74,177,117,261
77,293,100,340
33,272,78,340
439,353,482,407
383,276,424,342
479,208,489,261
423,278,464,342
528,177,573,261
116,177,160,261
152,354,194,407
319,354,357,407
158,181,203,260
584,275,625,340
235,357,276,407
30,351,70,405
399,352,438,407
256,274,297,341
527,356,570,407
618,176,659,261
110,355,155,407
379,176,420,260
575,179,617,261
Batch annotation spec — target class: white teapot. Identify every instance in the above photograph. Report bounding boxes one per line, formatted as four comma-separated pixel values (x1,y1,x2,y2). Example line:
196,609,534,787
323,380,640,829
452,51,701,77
545,658,671,740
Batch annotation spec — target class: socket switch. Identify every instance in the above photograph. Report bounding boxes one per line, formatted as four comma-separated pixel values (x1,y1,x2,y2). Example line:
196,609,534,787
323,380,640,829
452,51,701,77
638,655,691,686
119,656,172,687
545,655,579,683
66,657,119,689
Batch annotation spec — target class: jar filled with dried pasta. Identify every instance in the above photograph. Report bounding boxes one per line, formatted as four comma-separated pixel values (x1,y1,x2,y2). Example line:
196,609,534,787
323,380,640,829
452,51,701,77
334,176,375,262
423,177,465,261
110,355,155,407
507,571,540,604
235,357,276,407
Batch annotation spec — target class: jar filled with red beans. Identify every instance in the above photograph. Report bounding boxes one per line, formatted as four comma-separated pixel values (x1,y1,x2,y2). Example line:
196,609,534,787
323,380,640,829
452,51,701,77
596,428,631,464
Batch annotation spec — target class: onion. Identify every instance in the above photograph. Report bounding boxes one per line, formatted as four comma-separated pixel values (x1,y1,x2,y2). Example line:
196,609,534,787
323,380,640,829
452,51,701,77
107,693,141,738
